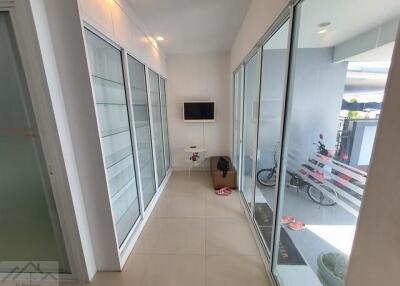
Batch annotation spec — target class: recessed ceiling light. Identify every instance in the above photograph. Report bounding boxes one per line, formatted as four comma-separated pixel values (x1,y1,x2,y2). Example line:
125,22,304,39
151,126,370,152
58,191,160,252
155,36,164,41
318,29,328,34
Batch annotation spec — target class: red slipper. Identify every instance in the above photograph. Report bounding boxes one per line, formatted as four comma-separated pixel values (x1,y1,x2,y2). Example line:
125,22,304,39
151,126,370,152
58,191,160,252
281,215,295,224
288,220,306,231
215,188,229,196
222,187,232,194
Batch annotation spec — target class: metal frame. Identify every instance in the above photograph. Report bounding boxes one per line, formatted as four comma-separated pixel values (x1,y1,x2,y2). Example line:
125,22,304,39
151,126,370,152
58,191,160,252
81,22,173,270
124,53,156,215
147,67,167,186
118,51,144,254
238,51,258,216
82,24,136,267
159,76,171,170
232,65,245,189
0,0,88,281
270,2,303,284
232,1,300,286
254,9,293,260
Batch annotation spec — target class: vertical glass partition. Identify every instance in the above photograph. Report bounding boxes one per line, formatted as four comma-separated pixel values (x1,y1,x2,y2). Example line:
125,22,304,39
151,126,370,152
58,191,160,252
241,53,260,209
255,20,290,254
0,11,70,273
233,67,244,171
127,56,157,209
160,77,171,171
272,1,398,285
85,29,140,246
148,69,166,185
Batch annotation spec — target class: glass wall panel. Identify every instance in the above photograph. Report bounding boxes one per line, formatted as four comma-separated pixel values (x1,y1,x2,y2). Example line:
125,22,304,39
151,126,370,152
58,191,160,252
0,12,70,273
273,1,398,285
85,29,140,246
148,69,166,185
255,20,290,254
127,56,157,209
241,53,260,209
160,77,171,171
233,67,244,171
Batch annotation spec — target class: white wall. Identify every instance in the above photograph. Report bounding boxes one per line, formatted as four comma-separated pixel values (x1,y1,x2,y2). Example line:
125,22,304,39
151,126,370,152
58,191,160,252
30,0,169,279
230,0,289,72
167,52,230,170
229,0,290,159
346,27,400,286
78,0,167,76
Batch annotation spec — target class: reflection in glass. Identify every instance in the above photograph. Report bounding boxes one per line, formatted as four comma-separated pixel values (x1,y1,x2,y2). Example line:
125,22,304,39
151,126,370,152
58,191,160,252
160,78,171,171
255,20,290,253
272,1,397,285
241,53,259,208
148,70,166,185
85,29,140,246
0,12,70,273
127,56,157,209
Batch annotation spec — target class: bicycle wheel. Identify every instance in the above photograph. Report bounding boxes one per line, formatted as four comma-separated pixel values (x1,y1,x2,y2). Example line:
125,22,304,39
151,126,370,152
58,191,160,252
257,168,276,187
306,185,337,206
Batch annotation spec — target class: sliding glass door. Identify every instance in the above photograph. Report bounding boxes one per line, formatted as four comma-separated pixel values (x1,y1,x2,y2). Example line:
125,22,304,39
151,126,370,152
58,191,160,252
0,12,70,273
272,1,397,285
241,52,260,209
148,69,166,185
85,29,141,246
127,56,157,209
233,66,244,173
160,77,171,171
234,1,398,285
254,20,290,254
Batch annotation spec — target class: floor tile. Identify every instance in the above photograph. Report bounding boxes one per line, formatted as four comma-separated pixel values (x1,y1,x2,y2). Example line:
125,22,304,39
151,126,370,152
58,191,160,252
153,218,205,254
206,218,259,255
206,191,245,218
62,171,269,286
141,254,205,286
133,218,162,254
151,194,172,218
167,194,206,218
206,255,269,286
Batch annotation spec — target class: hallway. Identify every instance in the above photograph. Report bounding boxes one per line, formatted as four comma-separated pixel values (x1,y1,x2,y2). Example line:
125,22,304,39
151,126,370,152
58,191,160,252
70,171,270,286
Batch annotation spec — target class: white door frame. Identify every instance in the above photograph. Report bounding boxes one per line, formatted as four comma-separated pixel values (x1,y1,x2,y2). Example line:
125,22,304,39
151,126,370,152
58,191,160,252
0,0,87,281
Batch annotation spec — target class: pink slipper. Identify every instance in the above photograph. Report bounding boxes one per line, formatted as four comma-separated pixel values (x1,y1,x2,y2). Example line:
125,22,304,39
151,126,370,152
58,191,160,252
288,220,306,231
281,216,295,224
215,188,229,196
222,187,232,194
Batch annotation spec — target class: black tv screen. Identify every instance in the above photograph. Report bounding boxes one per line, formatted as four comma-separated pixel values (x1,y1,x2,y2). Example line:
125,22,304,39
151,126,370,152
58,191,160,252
184,102,215,121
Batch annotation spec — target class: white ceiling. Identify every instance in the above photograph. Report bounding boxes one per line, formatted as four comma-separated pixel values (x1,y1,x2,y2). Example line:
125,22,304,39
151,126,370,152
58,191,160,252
298,0,400,48
125,0,252,55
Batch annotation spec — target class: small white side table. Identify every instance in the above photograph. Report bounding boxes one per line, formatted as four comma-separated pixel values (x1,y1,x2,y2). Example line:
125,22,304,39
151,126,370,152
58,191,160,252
184,146,206,177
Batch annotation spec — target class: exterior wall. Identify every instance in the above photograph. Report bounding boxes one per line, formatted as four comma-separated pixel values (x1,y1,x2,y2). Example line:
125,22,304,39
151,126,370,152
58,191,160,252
346,26,400,286
286,48,348,168
167,52,230,170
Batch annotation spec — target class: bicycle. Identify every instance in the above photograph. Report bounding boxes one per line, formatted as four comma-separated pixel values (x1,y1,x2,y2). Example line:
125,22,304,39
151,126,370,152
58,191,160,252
256,134,338,206
256,152,277,187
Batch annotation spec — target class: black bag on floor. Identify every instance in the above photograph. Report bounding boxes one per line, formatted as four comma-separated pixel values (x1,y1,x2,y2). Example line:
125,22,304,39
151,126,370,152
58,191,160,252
217,157,229,178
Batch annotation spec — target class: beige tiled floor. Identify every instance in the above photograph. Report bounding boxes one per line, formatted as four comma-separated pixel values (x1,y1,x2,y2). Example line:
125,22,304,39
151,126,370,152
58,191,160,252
66,171,271,286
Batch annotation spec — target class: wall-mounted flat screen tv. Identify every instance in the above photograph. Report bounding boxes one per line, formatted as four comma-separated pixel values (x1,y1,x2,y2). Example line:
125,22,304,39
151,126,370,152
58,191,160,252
183,102,215,122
